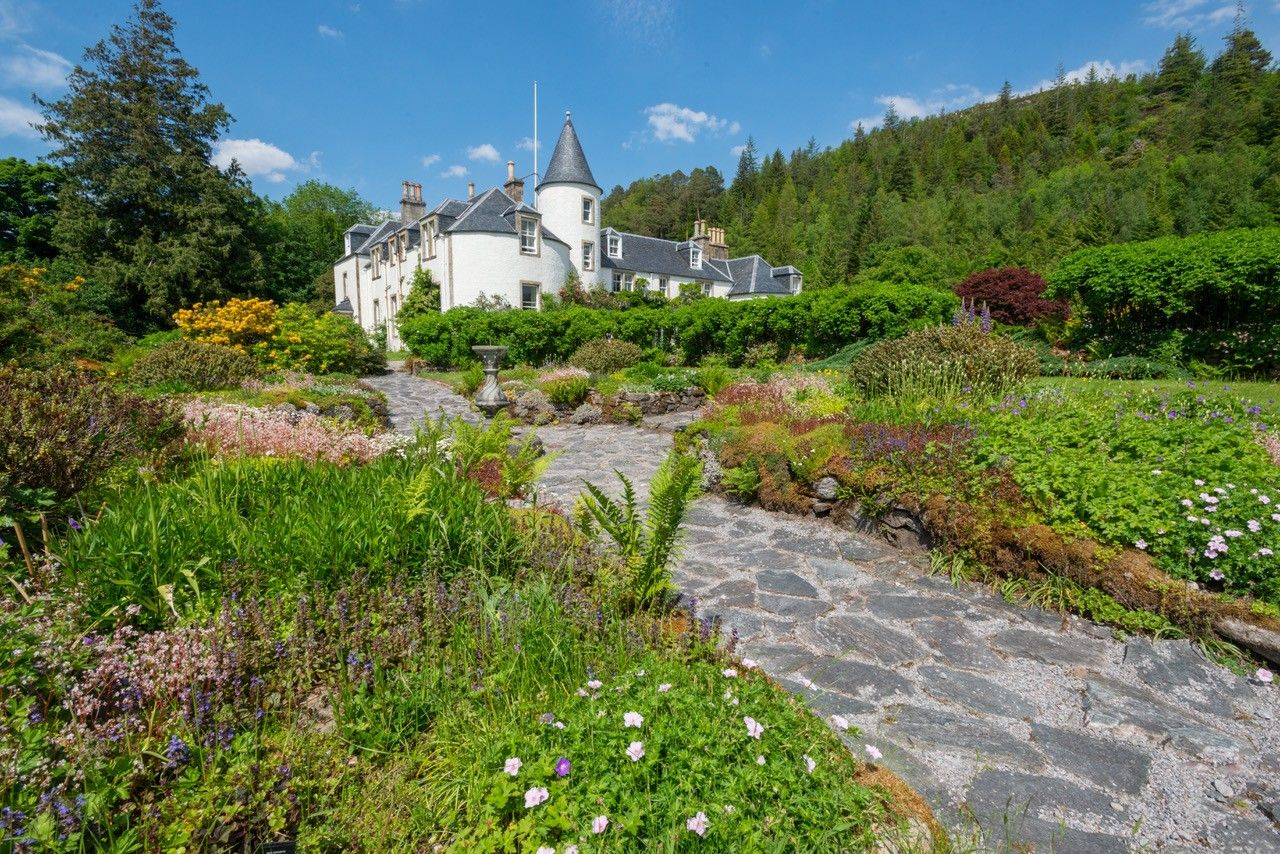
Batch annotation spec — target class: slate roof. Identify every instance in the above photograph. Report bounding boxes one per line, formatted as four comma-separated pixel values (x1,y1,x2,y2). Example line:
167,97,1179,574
726,256,798,297
352,220,400,255
598,229,727,283
433,187,567,245
540,113,601,191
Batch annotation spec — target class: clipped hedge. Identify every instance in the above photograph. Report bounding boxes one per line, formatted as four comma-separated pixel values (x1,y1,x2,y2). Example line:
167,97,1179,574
1047,228,1280,371
568,339,645,374
399,282,956,368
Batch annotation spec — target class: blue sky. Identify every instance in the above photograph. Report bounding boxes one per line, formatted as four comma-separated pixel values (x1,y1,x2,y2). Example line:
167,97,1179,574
2,0,1277,211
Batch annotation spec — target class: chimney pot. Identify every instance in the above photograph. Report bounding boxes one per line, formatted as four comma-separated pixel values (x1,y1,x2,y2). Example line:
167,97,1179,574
400,179,426,223
507,160,516,181
467,181,475,200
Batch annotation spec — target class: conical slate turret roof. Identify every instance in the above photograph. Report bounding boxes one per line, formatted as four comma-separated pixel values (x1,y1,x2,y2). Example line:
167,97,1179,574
541,112,600,191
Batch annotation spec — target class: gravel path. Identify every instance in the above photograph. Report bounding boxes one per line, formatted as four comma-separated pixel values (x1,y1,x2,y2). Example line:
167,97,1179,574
365,369,1280,853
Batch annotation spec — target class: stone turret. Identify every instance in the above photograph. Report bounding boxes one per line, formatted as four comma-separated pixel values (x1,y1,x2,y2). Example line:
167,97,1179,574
537,112,603,283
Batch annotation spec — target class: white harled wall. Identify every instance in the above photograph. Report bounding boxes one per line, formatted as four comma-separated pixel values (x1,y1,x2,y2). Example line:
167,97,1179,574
536,182,602,286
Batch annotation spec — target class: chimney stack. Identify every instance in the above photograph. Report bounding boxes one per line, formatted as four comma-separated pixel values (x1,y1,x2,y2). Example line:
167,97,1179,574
400,181,425,223
467,181,476,200
708,225,729,260
503,160,525,204
691,218,709,255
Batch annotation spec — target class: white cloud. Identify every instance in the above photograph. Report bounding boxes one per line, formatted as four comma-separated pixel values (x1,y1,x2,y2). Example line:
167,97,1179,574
516,136,535,151
644,102,738,143
467,143,500,162
1023,59,1147,95
211,138,303,183
759,44,771,58
317,24,343,38
730,144,747,157
0,0,34,36
851,84,992,130
441,164,468,178
0,93,40,137
421,153,441,167
1143,0,1235,28
0,43,71,88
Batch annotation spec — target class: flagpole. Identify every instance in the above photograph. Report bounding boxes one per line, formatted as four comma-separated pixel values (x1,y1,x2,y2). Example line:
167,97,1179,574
532,80,539,206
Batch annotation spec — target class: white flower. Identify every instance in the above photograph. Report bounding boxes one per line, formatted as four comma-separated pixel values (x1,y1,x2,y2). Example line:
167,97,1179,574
1134,539,1148,550
804,754,816,774
536,848,554,854
742,658,757,669
564,847,578,854
658,683,672,693
865,744,882,761
635,669,646,676
686,810,710,837
554,721,566,730
756,754,766,765
576,687,589,697
626,740,645,761
722,668,738,678
592,815,609,834
623,711,644,728
744,716,764,739
1151,469,1162,475
723,804,735,814
504,757,522,776
831,714,850,731
587,679,603,690
525,786,549,808
1255,668,1273,684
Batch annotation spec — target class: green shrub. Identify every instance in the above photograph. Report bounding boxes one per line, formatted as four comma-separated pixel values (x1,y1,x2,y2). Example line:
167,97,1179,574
455,363,485,396
742,342,778,368
261,303,386,375
0,264,130,369
568,338,646,374
650,371,693,392
852,321,1039,400
721,465,762,499
130,338,259,390
543,375,590,407
0,365,182,514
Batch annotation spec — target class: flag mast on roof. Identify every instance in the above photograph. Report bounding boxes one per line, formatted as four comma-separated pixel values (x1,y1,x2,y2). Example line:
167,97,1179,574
532,80,539,206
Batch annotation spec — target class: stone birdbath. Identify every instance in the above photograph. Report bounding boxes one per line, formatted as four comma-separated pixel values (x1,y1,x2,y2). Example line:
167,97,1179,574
471,345,510,417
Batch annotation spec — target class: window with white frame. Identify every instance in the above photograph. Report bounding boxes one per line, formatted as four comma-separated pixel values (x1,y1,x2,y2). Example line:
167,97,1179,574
519,216,538,254
700,281,712,296
521,282,540,310
582,197,594,224
606,234,621,258
610,271,633,292
690,246,702,269
582,241,594,270
790,273,801,294
658,276,669,296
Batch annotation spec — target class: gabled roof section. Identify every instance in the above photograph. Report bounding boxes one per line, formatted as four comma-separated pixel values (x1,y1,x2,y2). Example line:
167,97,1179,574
540,112,601,192
726,255,798,296
354,220,400,254
599,231,732,282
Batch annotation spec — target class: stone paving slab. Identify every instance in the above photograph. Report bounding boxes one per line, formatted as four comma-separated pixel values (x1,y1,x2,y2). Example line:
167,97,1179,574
368,369,1280,852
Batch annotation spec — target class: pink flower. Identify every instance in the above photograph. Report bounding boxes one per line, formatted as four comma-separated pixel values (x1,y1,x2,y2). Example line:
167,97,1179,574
1210,568,1225,580
504,757,522,776
865,744,882,761
536,847,554,854
1261,548,1274,556
831,714,850,731
592,815,609,834
756,754,766,765
1261,495,1272,505
576,687,589,697
623,711,643,728
587,679,603,690
744,716,764,739
1256,668,1274,684
524,787,549,808
741,658,757,669
1248,520,1262,532
722,668,738,678
686,811,710,837
1134,539,1148,550
626,740,645,761
1225,529,1244,538
804,754,816,773
657,683,671,693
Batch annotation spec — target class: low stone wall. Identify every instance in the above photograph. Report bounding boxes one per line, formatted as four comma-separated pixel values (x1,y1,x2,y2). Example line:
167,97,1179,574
508,387,707,425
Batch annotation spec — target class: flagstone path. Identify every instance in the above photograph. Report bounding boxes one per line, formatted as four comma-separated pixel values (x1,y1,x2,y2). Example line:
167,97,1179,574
364,369,1280,853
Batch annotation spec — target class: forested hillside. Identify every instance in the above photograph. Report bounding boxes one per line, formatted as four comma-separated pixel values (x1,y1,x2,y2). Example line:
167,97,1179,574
602,25,1280,287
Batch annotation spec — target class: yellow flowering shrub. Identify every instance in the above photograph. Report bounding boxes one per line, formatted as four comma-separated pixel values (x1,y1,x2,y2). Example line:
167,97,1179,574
0,265,128,368
173,298,279,352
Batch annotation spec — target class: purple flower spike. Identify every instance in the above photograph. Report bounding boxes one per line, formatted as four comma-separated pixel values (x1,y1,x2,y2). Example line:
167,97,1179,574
555,756,571,777
67,517,82,531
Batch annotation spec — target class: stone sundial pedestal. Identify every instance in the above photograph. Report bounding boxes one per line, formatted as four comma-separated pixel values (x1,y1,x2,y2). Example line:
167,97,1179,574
471,345,510,417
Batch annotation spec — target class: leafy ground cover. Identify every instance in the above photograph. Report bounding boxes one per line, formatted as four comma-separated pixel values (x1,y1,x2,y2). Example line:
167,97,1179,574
1,388,908,850
692,321,1280,651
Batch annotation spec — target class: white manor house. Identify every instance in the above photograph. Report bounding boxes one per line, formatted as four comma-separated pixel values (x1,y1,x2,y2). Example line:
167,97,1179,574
333,113,803,347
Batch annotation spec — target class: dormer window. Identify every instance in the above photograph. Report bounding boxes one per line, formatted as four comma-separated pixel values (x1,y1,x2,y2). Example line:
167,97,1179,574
607,234,621,258
790,274,802,294
690,246,702,270
582,197,594,224
519,216,539,255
